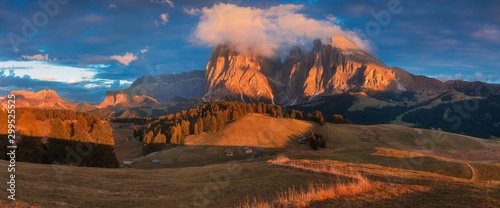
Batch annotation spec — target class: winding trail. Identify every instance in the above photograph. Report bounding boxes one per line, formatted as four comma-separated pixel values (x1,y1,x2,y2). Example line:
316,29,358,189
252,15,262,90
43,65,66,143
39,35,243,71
466,163,477,181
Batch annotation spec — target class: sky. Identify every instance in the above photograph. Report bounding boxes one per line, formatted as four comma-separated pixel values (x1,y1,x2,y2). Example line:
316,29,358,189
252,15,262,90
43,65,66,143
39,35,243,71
0,0,499,103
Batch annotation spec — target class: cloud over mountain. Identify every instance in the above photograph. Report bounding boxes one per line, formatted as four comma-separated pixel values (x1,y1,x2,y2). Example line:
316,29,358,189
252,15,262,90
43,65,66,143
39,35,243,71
110,52,138,66
192,3,369,57
22,54,50,61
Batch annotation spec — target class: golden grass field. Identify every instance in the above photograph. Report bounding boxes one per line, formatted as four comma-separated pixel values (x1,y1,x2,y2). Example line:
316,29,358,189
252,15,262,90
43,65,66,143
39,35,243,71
1,114,499,207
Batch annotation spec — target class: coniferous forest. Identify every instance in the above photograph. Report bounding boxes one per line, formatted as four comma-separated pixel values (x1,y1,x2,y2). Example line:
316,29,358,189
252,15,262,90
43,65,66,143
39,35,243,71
0,108,119,168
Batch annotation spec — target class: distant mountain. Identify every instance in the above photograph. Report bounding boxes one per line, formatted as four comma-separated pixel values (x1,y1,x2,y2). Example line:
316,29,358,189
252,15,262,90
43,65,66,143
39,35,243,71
203,35,453,105
99,70,205,108
1,90,77,110
445,80,500,96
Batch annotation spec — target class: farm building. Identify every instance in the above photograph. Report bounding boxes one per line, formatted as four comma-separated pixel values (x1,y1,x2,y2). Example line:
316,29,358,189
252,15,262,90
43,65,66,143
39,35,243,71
225,149,234,156
243,147,253,154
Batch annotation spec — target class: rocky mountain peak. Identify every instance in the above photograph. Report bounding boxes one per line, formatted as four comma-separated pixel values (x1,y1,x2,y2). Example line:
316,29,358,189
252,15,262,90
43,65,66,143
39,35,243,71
331,35,361,51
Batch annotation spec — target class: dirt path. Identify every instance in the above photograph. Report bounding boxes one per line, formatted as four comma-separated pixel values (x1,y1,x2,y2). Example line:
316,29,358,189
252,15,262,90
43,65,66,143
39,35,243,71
466,163,477,181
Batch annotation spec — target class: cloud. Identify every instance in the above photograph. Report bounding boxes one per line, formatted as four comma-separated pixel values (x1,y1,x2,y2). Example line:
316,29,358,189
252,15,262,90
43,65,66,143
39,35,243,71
108,4,117,9
436,73,465,81
160,13,169,25
183,7,201,15
141,47,149,54
472,25,500,43
22,54,50,61
436,72,500,83
110,52,138,66
150,0,174,8
192,4,369,57
325,14,337,22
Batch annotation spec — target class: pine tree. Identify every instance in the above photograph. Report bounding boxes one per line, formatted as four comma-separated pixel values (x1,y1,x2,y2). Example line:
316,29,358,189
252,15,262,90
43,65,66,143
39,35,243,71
230,109,239,121
19,111,41,136
49,118,71,140
257,104,263,114
246,104,254,114
197,117,204,134
91,121,114,145
276,106,283,118
170,124,182,144
216,113,225,130
0,109,9,135
180,120,190,136
194,123,199,135
296,111,304,120
203,115,212,133
210,116,217,132
72,115,91,142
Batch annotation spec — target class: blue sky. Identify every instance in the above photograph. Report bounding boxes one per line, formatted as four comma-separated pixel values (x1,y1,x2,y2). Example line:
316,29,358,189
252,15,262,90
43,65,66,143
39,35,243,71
0,0,499,103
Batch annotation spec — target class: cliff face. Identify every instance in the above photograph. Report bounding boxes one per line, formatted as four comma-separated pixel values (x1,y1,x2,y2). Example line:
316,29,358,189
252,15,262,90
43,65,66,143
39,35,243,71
204,35,452,105
98,70,205,108
281,37,399,104
99,89,128,108
1,90,77,110
204,44,282,103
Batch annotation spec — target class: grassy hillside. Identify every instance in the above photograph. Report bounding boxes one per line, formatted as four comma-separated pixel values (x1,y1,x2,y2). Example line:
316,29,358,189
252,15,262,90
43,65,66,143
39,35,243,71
2,114,499,207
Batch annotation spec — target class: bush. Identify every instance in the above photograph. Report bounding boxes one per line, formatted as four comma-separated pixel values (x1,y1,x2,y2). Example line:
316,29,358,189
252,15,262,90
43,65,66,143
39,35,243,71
309,132,326,150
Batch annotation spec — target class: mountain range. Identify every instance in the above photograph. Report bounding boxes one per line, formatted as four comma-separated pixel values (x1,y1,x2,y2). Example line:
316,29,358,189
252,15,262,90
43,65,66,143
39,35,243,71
3,35,500,137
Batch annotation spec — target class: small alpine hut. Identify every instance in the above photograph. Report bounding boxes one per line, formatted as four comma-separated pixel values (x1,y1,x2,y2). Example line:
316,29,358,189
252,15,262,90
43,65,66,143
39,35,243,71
243,146,253,154
225,149,234,156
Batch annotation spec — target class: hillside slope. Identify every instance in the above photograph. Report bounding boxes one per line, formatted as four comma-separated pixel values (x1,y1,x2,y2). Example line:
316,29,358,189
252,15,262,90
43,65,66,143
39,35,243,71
2,114,500,207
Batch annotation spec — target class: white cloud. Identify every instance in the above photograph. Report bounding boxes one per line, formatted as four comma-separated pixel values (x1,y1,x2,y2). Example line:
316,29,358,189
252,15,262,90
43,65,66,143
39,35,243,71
436,72,500,83
141,47,149,54
325,14,337,22
150,0,174,8
192,4,369,57
160,13,169,25
110,52,138,66
472,25,500,43
67,78,78,84
436,73,465,82
183,7,201,15
108,4,117,9
0,60,96,83
21,54,50,61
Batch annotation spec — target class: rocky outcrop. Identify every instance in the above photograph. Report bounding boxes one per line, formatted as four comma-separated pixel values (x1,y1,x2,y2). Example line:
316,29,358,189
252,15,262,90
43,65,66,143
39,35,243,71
205,35,453,105
98,70,205,108
204,44,282,103
1,89,77,110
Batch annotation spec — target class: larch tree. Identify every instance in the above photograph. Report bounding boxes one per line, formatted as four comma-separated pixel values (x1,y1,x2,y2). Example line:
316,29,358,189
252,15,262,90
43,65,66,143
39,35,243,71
91,121,115,145
72,115,92,142
19,111,41,136
49,118,71,140
0,109,8,135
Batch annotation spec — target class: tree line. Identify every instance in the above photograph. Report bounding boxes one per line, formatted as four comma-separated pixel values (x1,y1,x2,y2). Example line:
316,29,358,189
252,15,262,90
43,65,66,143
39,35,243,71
138,101,350,154
0,108,118,168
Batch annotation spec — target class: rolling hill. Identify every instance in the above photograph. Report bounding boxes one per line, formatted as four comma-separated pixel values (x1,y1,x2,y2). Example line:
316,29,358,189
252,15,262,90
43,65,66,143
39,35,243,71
2,114,500,207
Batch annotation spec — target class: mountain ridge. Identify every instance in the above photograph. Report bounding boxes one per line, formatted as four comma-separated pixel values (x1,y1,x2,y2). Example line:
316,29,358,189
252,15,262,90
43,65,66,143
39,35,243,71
203,35,459,105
